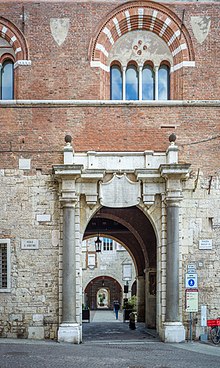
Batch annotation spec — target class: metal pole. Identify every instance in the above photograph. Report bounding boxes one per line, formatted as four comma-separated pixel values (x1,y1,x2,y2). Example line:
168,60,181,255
189,312,192,342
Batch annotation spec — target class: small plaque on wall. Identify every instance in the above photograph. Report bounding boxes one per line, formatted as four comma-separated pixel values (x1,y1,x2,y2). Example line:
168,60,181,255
19,158,31,170
21,239,39,250
199,239,212,250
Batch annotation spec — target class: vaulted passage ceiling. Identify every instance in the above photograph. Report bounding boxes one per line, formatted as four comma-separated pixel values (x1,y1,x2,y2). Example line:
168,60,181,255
84,206,156,275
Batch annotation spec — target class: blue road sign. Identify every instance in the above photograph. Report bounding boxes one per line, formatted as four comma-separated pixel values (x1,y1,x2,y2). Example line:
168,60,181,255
185,273,198,289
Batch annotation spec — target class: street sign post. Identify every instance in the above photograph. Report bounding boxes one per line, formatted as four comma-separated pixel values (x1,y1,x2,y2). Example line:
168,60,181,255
185,289,199,312
185,273,199,342
185,273,198,289
185,288,199,342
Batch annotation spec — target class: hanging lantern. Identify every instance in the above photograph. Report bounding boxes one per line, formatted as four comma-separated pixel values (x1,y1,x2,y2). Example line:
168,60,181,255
95,235,102,253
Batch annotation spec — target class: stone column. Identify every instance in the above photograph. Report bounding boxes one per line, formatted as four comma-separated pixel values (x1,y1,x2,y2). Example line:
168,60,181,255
136,275,145,322
162,196,185,342
160,158,191,343
165,198,181,322
58,199,81,344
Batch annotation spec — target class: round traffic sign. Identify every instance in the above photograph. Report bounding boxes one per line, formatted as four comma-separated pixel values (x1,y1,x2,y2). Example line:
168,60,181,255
188,279,195,287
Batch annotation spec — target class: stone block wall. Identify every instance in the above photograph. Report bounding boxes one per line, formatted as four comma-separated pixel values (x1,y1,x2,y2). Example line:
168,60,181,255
181,175,220,338
0,170,60,339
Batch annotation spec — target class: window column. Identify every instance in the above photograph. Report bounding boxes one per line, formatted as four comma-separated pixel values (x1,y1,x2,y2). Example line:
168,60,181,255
122,66,126,101
138,66,143,101
154,66,159,100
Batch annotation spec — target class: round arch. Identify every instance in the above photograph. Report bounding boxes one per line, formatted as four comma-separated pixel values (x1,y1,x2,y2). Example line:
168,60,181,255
83,205,157,326
89,0,195,72
0,17,29,61
84,276,123,310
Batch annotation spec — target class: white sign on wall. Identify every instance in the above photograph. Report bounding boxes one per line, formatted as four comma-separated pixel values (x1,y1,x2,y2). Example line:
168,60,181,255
123,263,132,280
21,239,39,250
88,254,96,269
199,239,212,250
185,289,199,312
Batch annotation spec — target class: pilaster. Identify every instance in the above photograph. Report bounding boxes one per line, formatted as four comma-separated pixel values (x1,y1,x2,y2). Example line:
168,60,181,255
136,275,145,322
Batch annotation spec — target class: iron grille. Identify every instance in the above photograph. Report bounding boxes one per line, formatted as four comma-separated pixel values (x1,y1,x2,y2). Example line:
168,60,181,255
0,244,7,288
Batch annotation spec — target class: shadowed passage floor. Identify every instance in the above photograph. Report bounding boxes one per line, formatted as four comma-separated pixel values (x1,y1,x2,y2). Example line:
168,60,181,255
82,310,158,342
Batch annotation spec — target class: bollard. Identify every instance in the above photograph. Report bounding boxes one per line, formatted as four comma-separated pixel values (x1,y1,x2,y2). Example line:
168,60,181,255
129,312,136,330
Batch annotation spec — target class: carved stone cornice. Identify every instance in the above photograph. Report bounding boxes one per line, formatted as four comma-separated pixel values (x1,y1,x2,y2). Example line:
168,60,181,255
159,164,191,180
160,163,191,206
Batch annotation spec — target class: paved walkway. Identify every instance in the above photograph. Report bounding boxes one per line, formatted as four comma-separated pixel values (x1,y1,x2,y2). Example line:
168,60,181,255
90,309,123,322
82,310,158,342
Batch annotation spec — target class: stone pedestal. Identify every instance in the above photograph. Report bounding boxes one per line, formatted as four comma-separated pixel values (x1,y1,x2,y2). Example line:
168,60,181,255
58,323,82,344
162,322,185,343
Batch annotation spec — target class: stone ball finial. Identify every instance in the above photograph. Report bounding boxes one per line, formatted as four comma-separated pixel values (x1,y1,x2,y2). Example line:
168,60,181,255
169,133,176,143
65,135,72,144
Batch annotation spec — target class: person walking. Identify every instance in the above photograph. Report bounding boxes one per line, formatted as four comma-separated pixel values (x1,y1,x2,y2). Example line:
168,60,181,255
114,300,120,320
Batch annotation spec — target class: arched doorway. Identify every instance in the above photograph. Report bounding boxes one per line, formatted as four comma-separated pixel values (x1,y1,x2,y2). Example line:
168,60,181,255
84,276,122,310
54,140,189,344
83,206,157,328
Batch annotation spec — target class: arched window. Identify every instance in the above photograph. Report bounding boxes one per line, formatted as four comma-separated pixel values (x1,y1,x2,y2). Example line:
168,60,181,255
110,61,170,101
126,65,138,100
142,65,155,100
158,64,170,100
1,60,14,100
110,65,122,100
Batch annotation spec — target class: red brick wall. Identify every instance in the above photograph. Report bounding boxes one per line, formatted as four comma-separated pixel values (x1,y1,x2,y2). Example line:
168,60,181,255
0,2,219,176
0,103,219,175
0,1,219,99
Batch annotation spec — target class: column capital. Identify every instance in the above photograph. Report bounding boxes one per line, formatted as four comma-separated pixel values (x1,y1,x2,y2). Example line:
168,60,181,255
164,195,182,207
60,197,78,208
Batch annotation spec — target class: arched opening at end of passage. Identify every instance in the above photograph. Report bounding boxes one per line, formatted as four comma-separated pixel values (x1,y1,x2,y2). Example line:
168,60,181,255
84,276,123,311
83,206,157,327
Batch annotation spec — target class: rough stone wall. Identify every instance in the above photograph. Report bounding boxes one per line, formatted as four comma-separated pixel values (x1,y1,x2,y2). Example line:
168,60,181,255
0,170,60,339
181,174,220,338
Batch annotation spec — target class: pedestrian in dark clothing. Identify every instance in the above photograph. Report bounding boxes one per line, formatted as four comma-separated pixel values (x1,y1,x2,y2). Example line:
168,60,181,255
114,301,120,320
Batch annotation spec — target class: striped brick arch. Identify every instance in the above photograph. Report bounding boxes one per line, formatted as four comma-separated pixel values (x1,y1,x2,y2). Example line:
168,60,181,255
0,17,29,63
89,1,195,72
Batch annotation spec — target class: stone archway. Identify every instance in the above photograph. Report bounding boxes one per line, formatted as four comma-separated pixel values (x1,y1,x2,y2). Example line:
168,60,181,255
53,137,190,344
84,206,157,326
84,276,122,310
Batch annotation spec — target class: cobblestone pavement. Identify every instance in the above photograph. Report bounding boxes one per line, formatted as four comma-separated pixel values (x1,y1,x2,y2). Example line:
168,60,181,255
0,337,220,368
0,312,219,368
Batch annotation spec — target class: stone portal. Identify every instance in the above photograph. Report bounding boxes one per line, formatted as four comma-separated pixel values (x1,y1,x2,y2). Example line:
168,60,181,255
53,137,190,343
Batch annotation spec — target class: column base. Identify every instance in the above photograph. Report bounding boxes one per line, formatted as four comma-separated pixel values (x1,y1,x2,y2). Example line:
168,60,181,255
58,323,82,344
162,322,185,343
